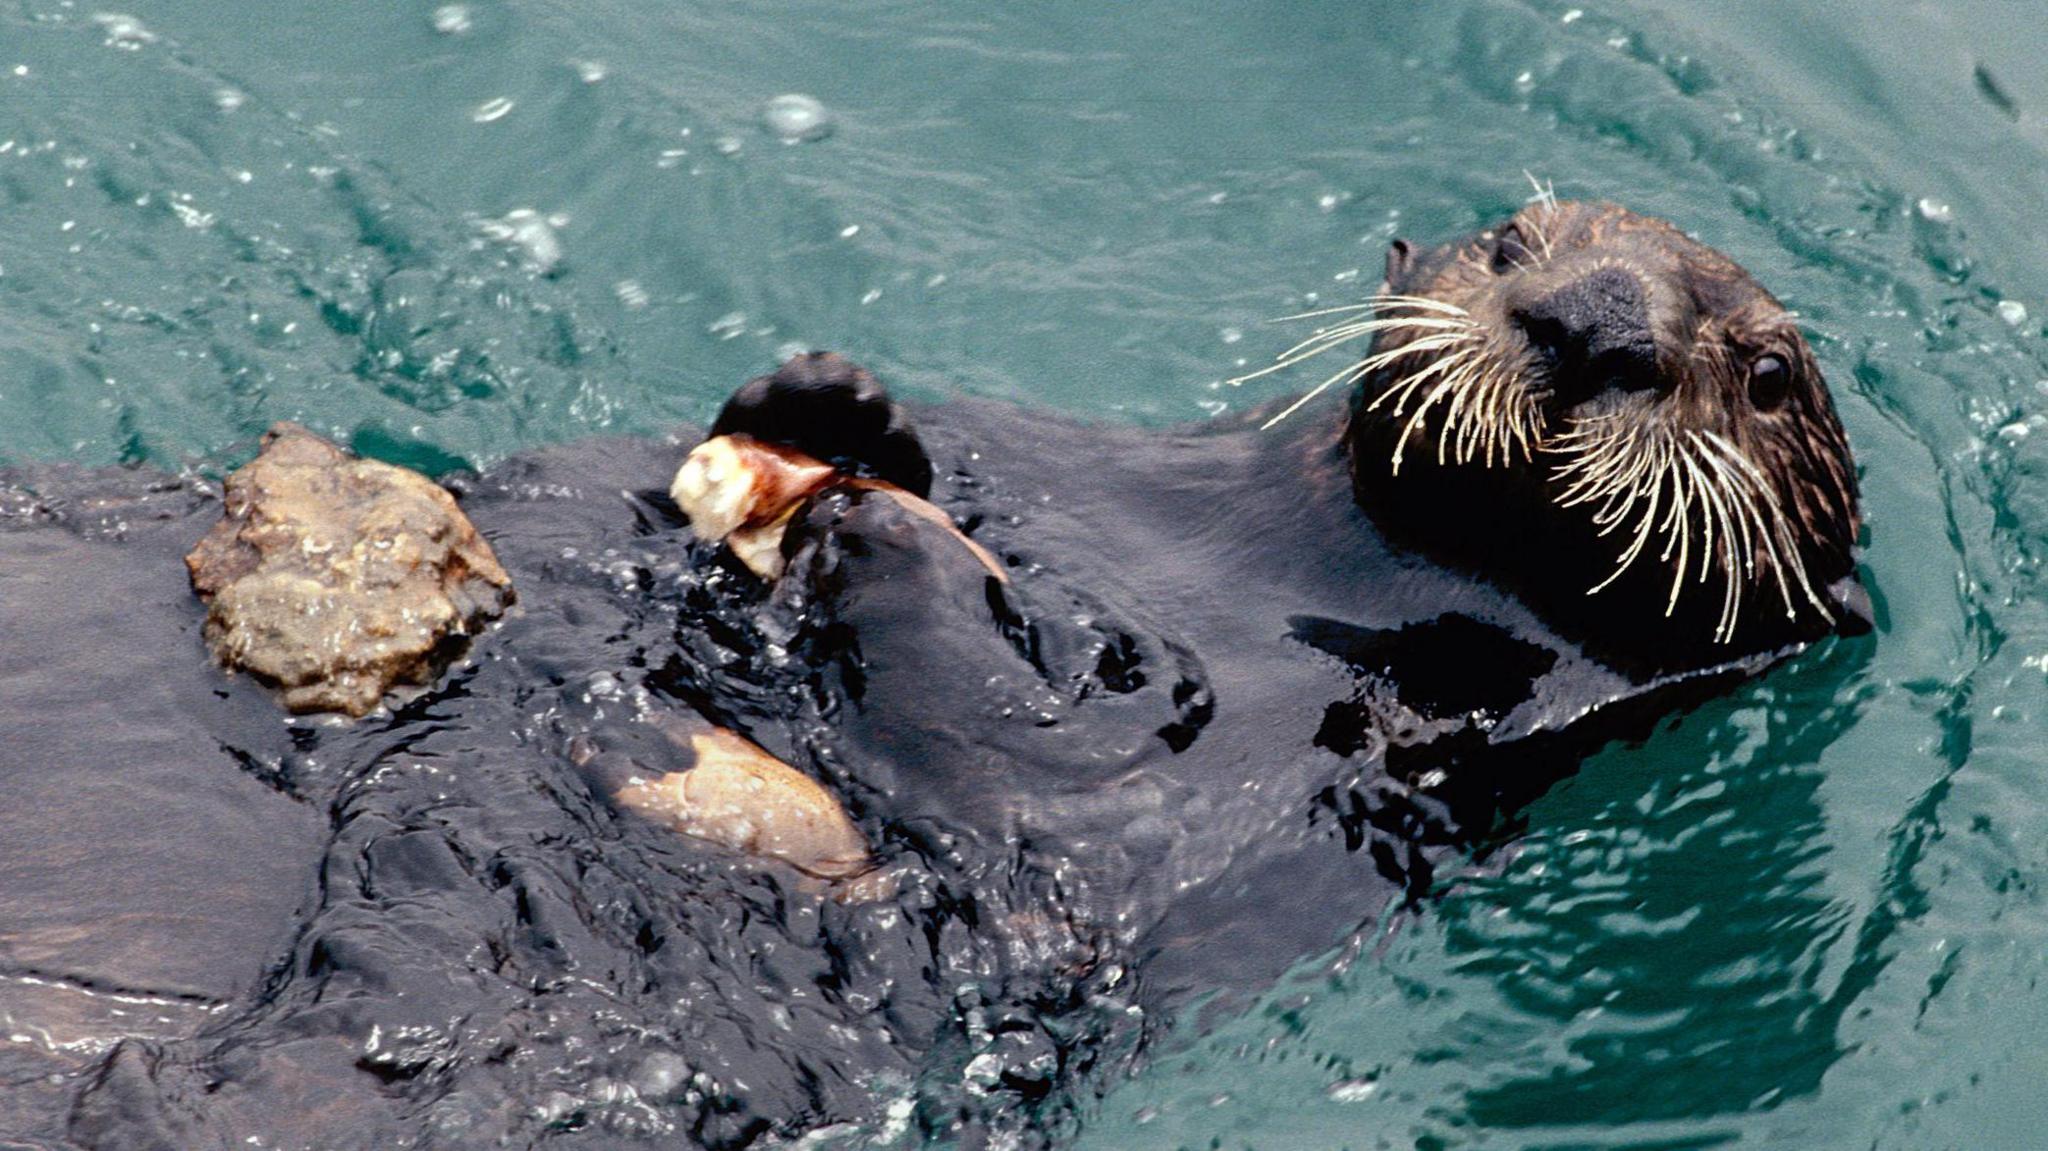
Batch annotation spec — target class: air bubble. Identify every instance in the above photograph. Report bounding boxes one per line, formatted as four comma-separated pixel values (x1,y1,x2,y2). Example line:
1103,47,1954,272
761,93,833,143
430,5,471,34
1327,1078,1378,1102
477,209,562,272
92,13,156,50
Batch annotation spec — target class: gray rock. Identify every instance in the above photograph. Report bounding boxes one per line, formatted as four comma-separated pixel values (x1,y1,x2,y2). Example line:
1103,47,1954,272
185,422,513,715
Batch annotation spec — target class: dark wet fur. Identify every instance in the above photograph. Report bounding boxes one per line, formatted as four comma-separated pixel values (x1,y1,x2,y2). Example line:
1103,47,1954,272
1,389,1837,1147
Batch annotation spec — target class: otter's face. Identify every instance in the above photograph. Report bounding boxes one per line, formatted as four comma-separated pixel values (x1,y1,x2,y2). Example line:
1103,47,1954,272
1337,200,1863,657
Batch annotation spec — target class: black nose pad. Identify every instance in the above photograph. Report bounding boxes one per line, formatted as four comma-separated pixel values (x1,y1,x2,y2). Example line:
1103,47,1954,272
1511,267,1661,403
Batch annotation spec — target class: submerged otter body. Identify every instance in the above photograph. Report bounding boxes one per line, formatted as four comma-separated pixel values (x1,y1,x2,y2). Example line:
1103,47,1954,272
23,202,1869,1148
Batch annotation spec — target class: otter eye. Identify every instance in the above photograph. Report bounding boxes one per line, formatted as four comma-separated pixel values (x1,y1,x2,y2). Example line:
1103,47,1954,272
1748,353,1791,409
1490,224,1534,274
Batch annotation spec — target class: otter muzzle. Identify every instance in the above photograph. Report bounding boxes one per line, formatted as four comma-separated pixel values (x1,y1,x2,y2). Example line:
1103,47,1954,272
1512,266,1660,404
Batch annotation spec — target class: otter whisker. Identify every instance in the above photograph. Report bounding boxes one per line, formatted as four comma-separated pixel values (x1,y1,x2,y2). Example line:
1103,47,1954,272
1307,315,1474,346
1455,363,1523,468
1437,356,1490,465
1231,313,1474,389
1240,289,1533,455
1521,172,1560,260
1502,374,1541,466
1364,294,1473,316
1395,352,1538,472
1673,442,1727,585
1691,437,1765,618
1267,302,1380,322
1589,441,1663,541
1286,312,1474,346
1262,294,1470,326
1257,318,1480,433
1557,423,1649,523
1231,296,1475,384
1679,439,1754,638
1704,446,1790,633
1553,418,1646,504
1675,441,1741,637
1370,354,1464,422
1586,448,1667,595
1659,443,1695,615
1461,366,1526,467
1543,378,1834,640
1235,318,1465,385
1548,419,1696,602
1363,336,1480,415
1468,371,1504,465
1557,427,1835,643
1255,356,1382,432
1695,431,1832,621
1399,355,1492,466
1394,357,1484,472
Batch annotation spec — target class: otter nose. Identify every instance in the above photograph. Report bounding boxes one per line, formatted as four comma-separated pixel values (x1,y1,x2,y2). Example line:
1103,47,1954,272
1512,267,1660,403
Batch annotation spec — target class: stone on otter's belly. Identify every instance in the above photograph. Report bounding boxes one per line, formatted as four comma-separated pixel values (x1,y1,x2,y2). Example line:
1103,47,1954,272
184,422,513,715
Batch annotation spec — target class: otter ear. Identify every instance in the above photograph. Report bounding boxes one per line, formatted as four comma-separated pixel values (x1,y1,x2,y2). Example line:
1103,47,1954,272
1384,239,1415,289
1828,573,1874,637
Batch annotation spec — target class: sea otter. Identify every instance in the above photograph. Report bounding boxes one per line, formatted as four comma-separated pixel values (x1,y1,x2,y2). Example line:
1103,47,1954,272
634,198,1868,993
35,201,1870,1149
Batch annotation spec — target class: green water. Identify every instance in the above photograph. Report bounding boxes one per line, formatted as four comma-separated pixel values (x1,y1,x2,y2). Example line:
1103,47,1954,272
5,1,2048,1147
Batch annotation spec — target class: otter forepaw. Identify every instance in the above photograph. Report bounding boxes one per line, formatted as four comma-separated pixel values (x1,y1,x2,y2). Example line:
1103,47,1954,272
710,351,933,498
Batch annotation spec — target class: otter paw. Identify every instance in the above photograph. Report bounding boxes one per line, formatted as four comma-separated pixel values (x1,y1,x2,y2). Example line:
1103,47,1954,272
710,351,934,498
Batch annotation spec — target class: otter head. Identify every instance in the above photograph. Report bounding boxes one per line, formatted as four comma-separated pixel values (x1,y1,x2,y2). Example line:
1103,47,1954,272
1337,200,1866,669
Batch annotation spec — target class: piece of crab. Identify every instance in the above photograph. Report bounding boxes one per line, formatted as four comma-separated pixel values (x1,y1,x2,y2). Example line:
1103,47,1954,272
669,435,838,577
671,434,1006,582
